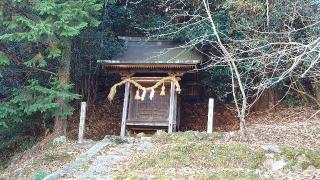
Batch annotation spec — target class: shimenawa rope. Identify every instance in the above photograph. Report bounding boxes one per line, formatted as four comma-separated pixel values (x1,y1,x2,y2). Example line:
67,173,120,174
107,76,181,101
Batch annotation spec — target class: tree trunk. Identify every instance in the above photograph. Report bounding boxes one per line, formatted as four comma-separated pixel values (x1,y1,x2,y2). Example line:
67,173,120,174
311,80,320,107
202,0,249,140
239,116,248,141
268,88,276,110
54,41,71,135
314,83,320,103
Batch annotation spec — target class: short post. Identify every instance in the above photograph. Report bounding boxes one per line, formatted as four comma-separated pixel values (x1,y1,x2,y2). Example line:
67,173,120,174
78,102,86,143
120,82,130,137
207,98,214,133
168,81,176,133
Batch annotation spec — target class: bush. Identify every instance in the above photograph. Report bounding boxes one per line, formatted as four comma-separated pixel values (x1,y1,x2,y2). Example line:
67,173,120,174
31,171,49,180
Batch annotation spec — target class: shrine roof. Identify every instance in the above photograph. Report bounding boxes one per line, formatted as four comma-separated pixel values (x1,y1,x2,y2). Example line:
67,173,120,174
97,37,203,68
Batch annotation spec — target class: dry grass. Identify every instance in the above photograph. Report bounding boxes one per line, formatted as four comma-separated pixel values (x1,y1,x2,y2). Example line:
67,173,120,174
2,106,319,179
113,107,320,179
1,136,95,179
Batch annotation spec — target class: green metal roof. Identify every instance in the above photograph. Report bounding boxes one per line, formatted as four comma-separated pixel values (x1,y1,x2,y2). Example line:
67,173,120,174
98,37,203,65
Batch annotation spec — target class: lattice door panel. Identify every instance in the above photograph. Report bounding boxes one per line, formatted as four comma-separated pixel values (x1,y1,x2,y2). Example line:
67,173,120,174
127,85,170,124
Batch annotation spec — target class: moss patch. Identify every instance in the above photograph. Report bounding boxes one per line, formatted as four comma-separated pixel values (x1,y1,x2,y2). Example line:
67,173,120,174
152,131,224,144
116,132,265,178
316,128,320,135
31,170,49,180
280,146,320,170
115,170,259,180
114,172,140,180
43,152,74,162
133,143,265,170
207,170,260,180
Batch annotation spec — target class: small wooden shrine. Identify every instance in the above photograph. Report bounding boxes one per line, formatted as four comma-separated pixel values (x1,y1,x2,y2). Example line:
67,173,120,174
98,37,202,136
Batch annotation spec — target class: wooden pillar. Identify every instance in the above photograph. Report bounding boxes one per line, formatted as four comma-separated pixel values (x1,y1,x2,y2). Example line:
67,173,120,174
78,102,86,143
168,81,176,133
173,86,178,132
120,82,130,137
207,98,214,133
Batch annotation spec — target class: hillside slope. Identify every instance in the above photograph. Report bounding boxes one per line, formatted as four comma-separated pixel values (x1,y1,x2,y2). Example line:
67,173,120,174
1,106,319,179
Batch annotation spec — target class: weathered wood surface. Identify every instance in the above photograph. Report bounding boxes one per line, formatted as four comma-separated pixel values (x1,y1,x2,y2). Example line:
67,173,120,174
120,82,130,137
173,84,178,132
127,82,170,124
126,121,169,126
207,98,214,133
78,102,86,143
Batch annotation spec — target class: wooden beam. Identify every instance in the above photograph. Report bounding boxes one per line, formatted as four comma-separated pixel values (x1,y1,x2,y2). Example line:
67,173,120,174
126,122,169,126
78,102,87,143
168,81,176,133
120,82,130,137
131,77,170,82
207,98,214,133
120,72,134,79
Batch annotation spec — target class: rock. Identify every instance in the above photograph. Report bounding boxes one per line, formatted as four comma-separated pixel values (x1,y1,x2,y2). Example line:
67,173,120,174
136,132,145,137
141,136,152,141
262,173,271,179
126,137,136,144
155,130,166,136
297,154,307,162
272,159,287,171
305,165,317,171
265,153,275,159
261,144,281,153
263,158,274,169
137,141,152,151
53,136,66,144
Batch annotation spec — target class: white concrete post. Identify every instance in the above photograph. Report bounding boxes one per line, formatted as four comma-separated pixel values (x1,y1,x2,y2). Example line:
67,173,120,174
207,98,214,133
78,102,87,143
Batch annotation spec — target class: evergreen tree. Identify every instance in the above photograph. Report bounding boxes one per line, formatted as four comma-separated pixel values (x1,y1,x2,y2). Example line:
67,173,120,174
0,0,103,134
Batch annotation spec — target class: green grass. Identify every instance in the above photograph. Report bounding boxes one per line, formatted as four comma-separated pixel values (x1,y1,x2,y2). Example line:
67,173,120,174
283,96,307,107
280,146,320,170
152,131,224,144
133,142,265,170
0,135,37,170
43,152,74,162
46,141,61,148
114,172,140,180
116,132,265,178
206,170,260,180
31,171,49,180
316,128,320,135
115,170,260,180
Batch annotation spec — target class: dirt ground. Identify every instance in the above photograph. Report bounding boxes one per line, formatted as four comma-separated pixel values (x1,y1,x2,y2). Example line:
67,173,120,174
67,97,240,140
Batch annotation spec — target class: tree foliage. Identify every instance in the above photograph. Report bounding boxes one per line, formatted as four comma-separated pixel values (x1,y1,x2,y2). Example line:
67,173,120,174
0,79,80,128
0,0,103,168
0,0,103,128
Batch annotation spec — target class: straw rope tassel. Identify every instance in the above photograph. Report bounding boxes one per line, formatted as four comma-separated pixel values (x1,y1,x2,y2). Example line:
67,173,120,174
135,89,141,100
150,88,155,100
174,79,181,93
160,83,165,96
141,88,147,101
107,80,127,101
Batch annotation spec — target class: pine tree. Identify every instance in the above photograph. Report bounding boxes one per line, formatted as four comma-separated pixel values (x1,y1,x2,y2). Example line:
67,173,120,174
0,0,102,134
